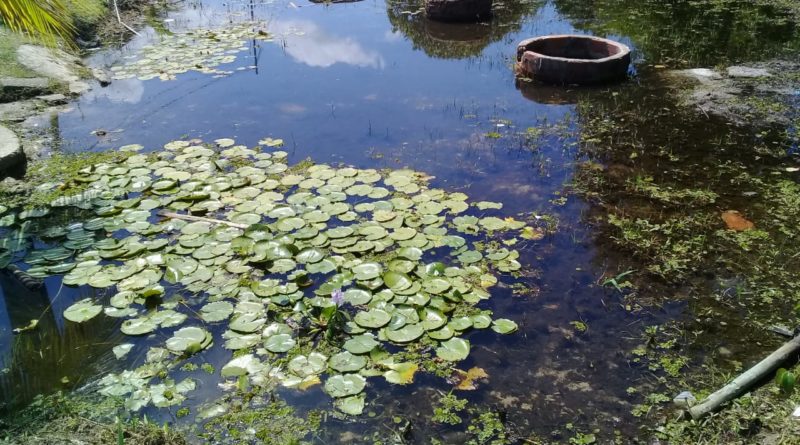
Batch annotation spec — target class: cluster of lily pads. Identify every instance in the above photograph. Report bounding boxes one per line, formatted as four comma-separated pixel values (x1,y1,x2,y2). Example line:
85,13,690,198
110,23,269,81
0,136,539,416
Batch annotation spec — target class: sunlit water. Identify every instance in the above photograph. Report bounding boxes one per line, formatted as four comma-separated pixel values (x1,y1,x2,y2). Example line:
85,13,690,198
1,0,799,442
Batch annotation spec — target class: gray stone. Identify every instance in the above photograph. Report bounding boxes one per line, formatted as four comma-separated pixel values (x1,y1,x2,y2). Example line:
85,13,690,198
16,44,80,83
0,125,24,173
727,66,771,78
673,391,697,409
675,68,722,83
0,99,44,122
0,77,51,102
425,0,492,22
38,93,68,104
91,68,112,86
717,346,733,357
68,81,90,94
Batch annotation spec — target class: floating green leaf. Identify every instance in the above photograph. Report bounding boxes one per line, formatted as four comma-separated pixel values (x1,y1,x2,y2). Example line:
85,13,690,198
436,337,470,361
63,299,103,323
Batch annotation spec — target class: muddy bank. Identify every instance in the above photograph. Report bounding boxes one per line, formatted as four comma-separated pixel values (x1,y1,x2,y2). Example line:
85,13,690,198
667,60,800,128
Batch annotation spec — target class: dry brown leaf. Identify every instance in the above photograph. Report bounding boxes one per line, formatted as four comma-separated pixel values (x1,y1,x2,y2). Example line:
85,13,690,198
721,210,754,231
454,367,490,390
297,376,321,390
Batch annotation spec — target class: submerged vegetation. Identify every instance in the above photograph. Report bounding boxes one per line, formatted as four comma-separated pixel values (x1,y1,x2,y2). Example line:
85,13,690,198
567,61,800,441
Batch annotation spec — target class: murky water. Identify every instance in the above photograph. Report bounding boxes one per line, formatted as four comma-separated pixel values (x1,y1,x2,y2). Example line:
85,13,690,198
2,0,799,442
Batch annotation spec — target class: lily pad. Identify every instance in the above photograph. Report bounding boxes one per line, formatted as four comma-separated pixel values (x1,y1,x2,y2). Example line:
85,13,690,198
328,351,368,372
200,301,234,322
352,262,382,280
264,333,296,353
385,323,424,343
324,374,366,398
383,362,418,385
63,299,103,323
166,327,211,354
491,318,518,334
436,337,470,361
354,309,391,329
334,394,366,415
120,317,158,336
343,334,379,354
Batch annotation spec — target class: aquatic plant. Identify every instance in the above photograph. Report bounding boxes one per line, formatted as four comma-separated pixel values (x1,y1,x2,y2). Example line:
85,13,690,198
0,136,535,416
110,24,270,81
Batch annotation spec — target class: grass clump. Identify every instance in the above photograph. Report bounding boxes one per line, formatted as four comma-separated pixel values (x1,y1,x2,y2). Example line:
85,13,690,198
0,29,38,78
0,391,187,445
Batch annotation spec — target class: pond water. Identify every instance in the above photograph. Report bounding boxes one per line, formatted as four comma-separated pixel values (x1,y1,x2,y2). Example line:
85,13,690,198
1,0,799,443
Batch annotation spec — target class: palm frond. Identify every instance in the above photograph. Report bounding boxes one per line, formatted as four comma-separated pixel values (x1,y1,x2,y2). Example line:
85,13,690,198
0,0,75,46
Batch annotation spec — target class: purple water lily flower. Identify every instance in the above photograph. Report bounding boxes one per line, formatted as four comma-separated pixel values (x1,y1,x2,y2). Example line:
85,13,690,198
331,289,345,306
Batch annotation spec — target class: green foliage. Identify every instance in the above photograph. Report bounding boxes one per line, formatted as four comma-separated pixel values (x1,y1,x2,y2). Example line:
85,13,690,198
466,411,509,445
0,0,74,46
0,392,187,444
775,368,796,394
202,397,319,445
432,393,467,425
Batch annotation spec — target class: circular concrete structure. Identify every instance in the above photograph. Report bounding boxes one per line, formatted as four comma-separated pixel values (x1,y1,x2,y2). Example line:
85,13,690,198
516,35,631,85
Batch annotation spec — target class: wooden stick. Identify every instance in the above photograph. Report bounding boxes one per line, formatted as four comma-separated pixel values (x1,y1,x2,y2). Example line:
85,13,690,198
158,211,249,229
113,0,142,36
688,335,800,420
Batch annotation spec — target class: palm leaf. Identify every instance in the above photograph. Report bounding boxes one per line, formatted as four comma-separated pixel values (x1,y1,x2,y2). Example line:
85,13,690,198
0,0,75,46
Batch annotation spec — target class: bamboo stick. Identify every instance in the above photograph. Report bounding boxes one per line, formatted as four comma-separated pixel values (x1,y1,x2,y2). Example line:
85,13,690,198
688,335,800,420
158,211,249,229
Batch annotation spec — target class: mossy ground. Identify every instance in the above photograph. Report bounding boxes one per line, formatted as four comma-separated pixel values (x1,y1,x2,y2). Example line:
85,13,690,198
0,30,39,79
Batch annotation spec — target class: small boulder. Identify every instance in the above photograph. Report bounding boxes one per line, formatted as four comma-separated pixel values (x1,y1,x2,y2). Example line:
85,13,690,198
38,93,68,104
16,44,81,83
91,68,112,86
425,0,492,22
673,68,722,83
726,66,771,78
69,81,90,94
673,391,697,409
0,77,51,103
0,125,24,174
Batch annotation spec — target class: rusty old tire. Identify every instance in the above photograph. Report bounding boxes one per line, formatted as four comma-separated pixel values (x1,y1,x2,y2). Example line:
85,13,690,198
516,35,631,85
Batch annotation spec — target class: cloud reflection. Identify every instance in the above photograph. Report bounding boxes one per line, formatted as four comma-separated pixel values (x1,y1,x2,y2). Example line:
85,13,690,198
84,78,145,104
272,20,384,69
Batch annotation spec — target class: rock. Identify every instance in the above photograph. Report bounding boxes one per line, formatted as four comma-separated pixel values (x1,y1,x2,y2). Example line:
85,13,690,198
16,44,81,83
673,68,722,83
91,68,112,86
425,0,492,22
673,391,697,409
68,81,90,94
38,93,68,104
0,99,43,122
793,406,800,418
0,77,51,103
726,66,771,78
0,125,24,173
718,346,733,357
